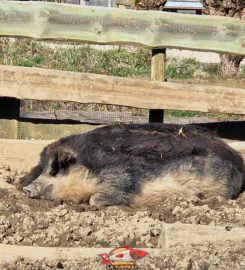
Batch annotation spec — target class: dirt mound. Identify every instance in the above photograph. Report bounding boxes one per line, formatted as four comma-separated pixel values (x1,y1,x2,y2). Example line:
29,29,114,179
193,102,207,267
0,167,244,269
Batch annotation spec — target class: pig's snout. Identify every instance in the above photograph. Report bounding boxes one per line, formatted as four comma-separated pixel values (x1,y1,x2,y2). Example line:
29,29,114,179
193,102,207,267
22,180,54,200
23,185,40,198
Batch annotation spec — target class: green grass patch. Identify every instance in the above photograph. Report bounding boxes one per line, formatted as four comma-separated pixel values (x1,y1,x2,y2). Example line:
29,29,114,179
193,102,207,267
166,58,220,79
0,38,230,79
165,110,198,118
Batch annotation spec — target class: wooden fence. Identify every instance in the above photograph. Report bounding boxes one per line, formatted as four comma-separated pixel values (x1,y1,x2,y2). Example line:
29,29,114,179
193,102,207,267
1,2,244,53
0,1,245,140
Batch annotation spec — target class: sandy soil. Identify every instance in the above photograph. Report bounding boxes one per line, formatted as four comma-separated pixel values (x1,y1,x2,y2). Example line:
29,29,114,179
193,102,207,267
0,166,244,269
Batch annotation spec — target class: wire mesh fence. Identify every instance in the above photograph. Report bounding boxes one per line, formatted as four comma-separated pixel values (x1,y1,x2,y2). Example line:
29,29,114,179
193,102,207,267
0,98,223,140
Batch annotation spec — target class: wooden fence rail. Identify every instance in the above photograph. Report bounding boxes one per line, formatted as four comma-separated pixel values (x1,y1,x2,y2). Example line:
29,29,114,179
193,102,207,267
1,65,245,114
0,1,245,54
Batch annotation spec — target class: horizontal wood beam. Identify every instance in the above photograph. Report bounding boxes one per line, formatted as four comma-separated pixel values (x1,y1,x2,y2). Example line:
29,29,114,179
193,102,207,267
161,223,245,249
0,244,162,264
0,1,244,54
18,121,100,140
0,139,52,171
0,65,245,115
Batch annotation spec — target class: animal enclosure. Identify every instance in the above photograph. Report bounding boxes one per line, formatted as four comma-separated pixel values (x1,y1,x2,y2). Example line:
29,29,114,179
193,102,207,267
0,1,245,269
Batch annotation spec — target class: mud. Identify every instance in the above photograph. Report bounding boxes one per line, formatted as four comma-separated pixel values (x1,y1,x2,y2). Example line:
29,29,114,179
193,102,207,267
0,166,244,270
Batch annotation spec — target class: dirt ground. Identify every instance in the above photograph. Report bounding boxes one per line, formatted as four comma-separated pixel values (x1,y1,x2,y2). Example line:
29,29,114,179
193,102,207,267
0,166,244,270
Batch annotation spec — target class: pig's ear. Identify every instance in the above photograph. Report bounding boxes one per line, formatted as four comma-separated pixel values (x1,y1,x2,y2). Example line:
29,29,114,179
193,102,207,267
57,149,77,169
50,148,77,173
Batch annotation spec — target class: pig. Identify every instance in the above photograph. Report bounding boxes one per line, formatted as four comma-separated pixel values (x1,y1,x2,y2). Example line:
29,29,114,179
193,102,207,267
20,124,245,206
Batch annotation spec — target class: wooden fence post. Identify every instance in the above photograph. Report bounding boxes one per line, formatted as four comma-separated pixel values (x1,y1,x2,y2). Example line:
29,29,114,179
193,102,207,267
0,97,20,139
149,48,166,123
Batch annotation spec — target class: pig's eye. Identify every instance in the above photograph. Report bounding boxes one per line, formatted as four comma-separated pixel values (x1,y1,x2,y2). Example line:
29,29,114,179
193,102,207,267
50,160,59,177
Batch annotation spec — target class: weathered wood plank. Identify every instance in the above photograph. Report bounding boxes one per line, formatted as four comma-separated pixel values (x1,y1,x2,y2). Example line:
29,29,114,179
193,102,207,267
0,65,244,115
0,139,52,170
160,223,245,249
0,1,244,54
0,119,19,139
0,244,161,264
20,110,222,125
18,121,101,140
20,110,135,124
